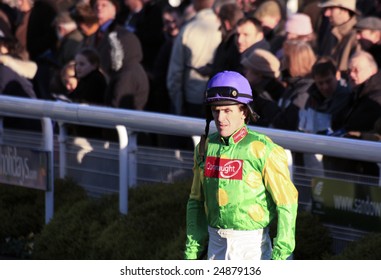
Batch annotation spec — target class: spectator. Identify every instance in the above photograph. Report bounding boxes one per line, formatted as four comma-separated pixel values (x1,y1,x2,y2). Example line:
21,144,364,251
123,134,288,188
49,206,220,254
13,0,34,60
236,16,270,57
0,34,37,80
253,0,285,54
241,48,284,127
70,1,99,39
325,50,381,177
149,5,183,115
122,0,165,75
69,47,107,139
299,56,351,134
50,60,77,99
272,39,316,131
147,5,184,148
298,56,351,175
103,28,149,111
209,3,244,77
84,0,142,80
317,0,360,81
53,11,84,67
0,30,40,131
197,3,244,78
71,47,107,106
354,16,381,68
166,0,221,117
275,12,316,59
26,0,60,100
298,0,323,34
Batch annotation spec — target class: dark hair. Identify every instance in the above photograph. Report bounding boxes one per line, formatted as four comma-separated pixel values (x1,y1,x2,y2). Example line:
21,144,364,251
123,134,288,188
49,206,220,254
218,3,244,26
0,35,23,58
236,16,264,33
311,56,338,78
71,2,98,25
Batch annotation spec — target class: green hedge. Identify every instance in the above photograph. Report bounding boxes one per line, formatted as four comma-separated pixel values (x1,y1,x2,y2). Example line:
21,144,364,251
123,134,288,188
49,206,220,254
3,177,377,260
0,178,87,258
330,232,381,260
33,180,190,259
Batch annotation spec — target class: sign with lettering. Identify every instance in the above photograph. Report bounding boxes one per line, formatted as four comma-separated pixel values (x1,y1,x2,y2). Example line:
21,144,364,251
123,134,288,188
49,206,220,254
0,145,48,190
311,177,381,231
204,156,243,180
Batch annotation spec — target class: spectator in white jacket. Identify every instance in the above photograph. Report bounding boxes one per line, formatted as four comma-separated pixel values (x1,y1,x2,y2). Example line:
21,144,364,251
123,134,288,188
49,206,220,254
166,0,221,118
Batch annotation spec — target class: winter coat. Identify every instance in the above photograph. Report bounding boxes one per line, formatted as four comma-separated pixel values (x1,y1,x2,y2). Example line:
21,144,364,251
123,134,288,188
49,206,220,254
104,28,149,111
271,76,314,131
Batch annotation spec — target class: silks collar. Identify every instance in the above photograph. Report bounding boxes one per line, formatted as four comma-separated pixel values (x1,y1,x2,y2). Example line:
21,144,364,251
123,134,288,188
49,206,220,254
220,125,248,145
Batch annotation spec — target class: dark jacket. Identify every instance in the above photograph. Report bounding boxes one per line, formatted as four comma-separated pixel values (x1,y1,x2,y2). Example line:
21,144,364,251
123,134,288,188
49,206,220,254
56,29,84,67
340,72,381,132
0,64,40,131
104,29,149,111
323,73,381,177
242,38,271,57
318,16,359,78
70,69,107,105
83,20,140,78
308,82,352,130
126,0,165,73
251,77,285,127
210,30,242,77
271,76,314,131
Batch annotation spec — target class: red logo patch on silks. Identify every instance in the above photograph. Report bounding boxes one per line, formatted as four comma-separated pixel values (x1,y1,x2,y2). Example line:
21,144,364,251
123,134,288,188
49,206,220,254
204,157,243,180
232,126,248,143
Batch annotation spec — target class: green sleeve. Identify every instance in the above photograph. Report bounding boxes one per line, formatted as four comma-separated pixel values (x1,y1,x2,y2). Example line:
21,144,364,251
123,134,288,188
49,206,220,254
184,199,209,259
184,146,209,259
263,145,298,260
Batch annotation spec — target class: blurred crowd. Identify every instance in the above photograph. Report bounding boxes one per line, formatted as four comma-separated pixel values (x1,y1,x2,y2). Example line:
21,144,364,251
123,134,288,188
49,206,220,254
0,0,380,177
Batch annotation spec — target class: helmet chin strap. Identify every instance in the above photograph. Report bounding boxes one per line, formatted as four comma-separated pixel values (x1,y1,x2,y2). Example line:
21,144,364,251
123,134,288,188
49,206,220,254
247,103,260,123
199,117,212,162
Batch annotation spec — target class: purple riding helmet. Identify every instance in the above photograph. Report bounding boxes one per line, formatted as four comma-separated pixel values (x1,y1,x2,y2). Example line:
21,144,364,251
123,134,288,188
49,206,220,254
205,70,253,105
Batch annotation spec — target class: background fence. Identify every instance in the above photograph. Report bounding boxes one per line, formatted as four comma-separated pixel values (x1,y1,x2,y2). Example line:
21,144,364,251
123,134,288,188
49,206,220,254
1,95,380,253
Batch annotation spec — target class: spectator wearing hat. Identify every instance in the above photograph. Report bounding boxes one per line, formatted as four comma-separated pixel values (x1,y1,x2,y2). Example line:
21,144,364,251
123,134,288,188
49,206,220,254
317,0,361,82
241,48,284,127
355,16,381,67
298,0,323,34
285,13,316,44
275,12,317,59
